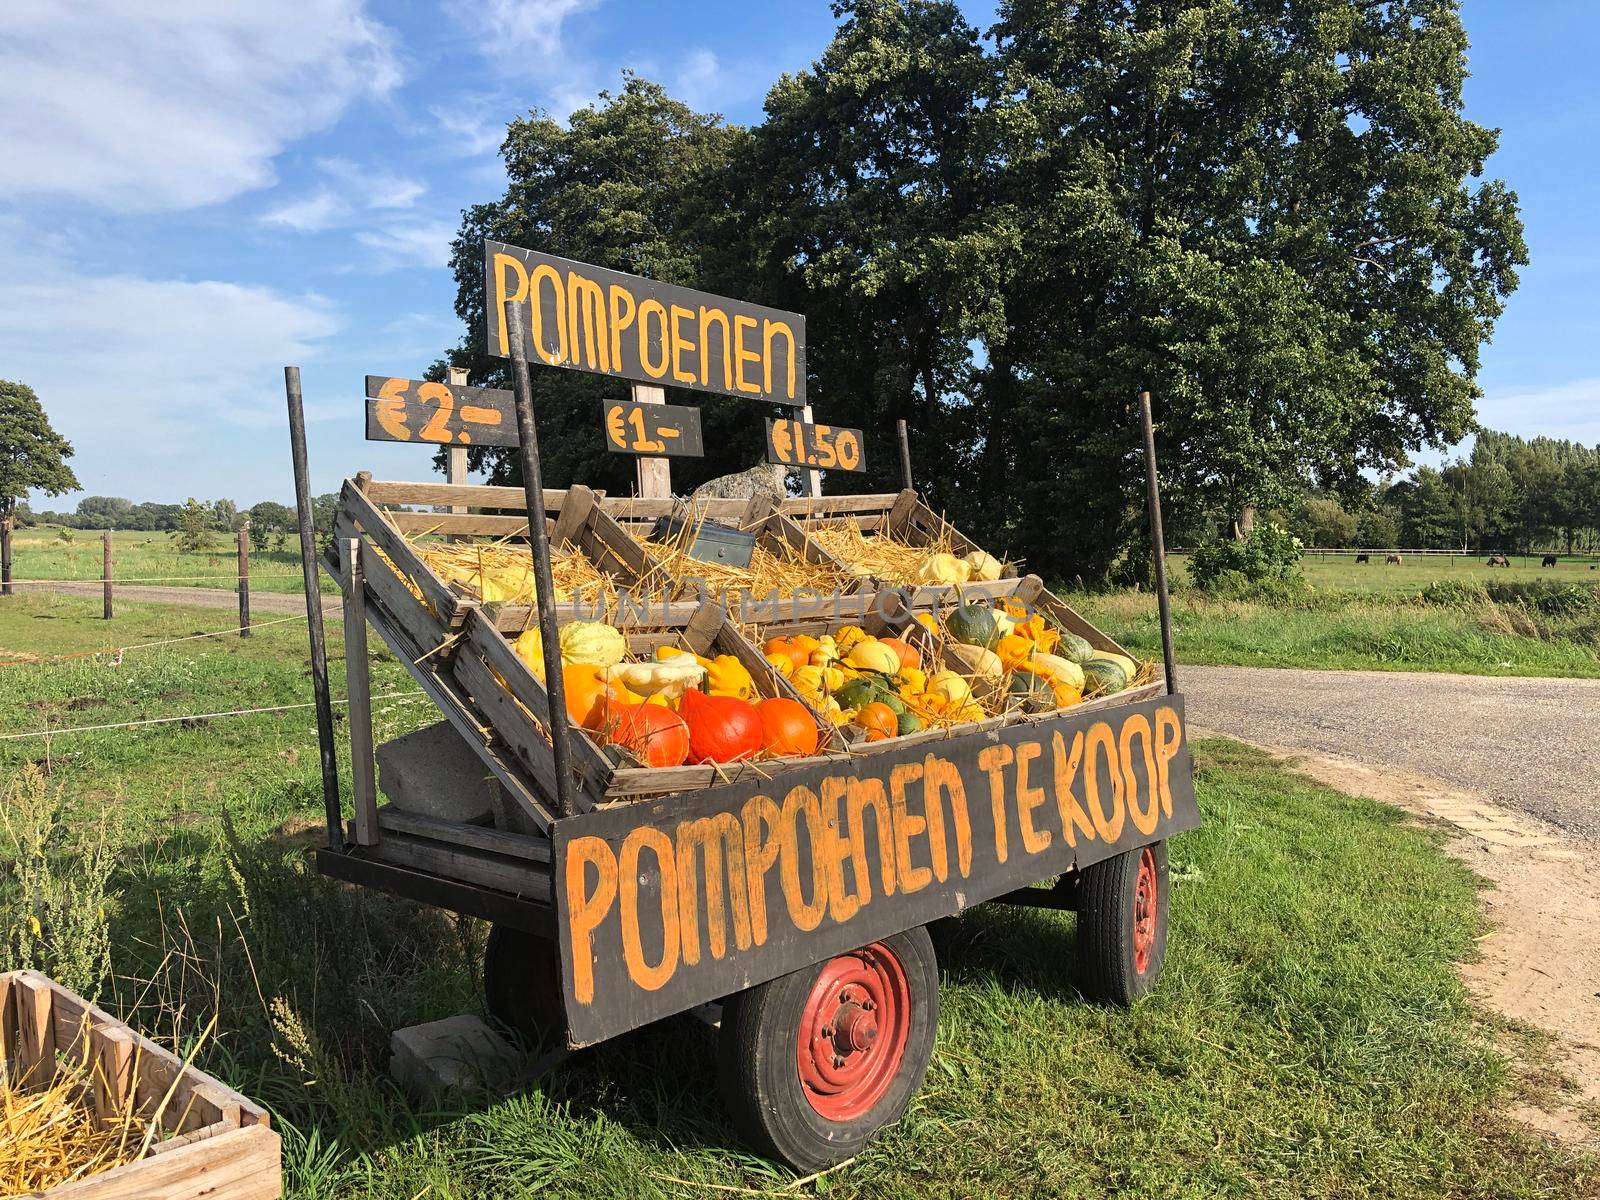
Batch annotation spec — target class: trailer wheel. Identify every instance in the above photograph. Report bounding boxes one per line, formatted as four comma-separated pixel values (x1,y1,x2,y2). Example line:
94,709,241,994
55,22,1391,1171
720,927,938,1171
1076,840,1168,1006
483,924,563,1040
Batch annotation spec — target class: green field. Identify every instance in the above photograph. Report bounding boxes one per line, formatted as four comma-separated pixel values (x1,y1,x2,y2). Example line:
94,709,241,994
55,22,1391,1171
5,525,318,594
1069,553,1600,678
2,590,1594,1197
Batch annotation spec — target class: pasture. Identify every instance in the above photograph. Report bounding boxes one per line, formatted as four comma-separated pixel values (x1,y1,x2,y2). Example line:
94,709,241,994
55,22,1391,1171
1,589,1595,1197
4,525,317,595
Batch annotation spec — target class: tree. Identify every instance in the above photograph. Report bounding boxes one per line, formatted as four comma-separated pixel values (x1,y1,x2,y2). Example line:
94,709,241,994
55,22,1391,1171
211,499,240,532
1401,468,1457,549
176,498,214,552
75,496,133,528
248,501,295,550
1294,496,1358,548
0,379,79,526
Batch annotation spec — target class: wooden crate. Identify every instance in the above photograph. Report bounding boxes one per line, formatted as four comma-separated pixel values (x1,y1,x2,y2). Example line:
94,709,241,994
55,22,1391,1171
0,970,280,1200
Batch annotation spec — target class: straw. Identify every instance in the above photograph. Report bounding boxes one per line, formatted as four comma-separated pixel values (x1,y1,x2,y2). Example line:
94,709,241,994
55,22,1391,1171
0,1046,150,1192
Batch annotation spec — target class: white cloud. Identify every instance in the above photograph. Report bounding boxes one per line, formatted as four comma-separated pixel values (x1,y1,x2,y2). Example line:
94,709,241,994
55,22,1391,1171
0,0,402,212
356,222,457,269
263,190,346,233
260,160,427,233
450,0,597,59
1477,377,1600,446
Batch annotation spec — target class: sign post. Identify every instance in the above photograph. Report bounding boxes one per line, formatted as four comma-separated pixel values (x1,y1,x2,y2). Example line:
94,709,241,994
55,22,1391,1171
631,384,672,499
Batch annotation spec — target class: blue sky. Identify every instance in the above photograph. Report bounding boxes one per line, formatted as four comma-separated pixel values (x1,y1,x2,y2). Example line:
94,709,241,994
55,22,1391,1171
1,0,1595,510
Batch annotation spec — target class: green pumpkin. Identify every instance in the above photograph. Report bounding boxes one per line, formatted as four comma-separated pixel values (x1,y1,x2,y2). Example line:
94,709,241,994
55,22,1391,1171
944,603,1000,648
1082,657,1130,694
833,677,883,710
1058,632,1094,665
1007,670,1055,703
896,710,925,736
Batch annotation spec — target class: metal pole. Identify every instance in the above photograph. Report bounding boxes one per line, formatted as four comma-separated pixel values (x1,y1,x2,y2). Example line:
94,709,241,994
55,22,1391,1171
285,366,344,850
237,524,251,637
102,531,113,620
504,302,580,819
1,515,12,596
896,419,914,492
1139,391,1177,694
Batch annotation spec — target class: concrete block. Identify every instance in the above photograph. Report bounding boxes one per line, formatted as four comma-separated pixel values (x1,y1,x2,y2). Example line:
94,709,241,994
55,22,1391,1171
377,721,497,825
390,1014,518,1096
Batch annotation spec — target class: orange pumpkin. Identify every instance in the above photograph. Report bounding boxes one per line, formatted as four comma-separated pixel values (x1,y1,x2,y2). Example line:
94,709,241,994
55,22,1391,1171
763,636,811,671
855,701,899,742
880,637,921,672
561,663,635,730
679,688,764,763
755,697,819,757
602,703,690,767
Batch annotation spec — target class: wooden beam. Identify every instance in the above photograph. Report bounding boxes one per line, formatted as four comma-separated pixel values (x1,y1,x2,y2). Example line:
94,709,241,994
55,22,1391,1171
632,384,672,498
341,539,379,847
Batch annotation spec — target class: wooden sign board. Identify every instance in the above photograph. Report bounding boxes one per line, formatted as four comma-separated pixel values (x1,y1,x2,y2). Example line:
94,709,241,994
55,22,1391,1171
603,399,705,458
365,376,518,448
484,241,807,406
553,693,1200,1046
766,417,866,473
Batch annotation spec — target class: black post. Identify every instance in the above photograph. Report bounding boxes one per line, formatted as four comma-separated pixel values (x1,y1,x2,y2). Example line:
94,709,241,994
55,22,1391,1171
1139,391,1177,694
504,303,579,819
102,531,113,620
237,524,252,637
285,366,344,850
1,515,12,596
896,419,914,492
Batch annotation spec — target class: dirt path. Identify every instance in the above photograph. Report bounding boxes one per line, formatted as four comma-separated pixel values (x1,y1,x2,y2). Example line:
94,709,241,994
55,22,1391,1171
23,582,313,614
1183,665,1600,1147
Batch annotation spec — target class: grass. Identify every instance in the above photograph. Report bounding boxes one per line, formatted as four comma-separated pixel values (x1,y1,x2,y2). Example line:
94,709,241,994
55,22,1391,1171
1,591,1597,1197
6,526,323,595
1070,554,1600,678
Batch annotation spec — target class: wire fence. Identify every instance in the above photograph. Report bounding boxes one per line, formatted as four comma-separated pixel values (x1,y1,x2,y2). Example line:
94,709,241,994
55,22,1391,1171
2,574,303,586
1,691,429,743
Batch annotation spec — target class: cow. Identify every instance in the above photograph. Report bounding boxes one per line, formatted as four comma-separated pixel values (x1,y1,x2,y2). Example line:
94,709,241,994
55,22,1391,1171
1355,553,1370,564
1385,553,1403,565
1542,554,1558,568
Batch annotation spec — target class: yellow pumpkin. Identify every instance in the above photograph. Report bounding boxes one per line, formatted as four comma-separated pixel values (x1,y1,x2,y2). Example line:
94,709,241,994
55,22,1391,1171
927,669,973,708
512,629,547,679
765,651,795,678
834,625,870,653
945,643,1004,680
995,633,1037,671
915,552,971,585
560,620,626,668
791,665,831,707
965,550,1004,582
846,638,901,674
705,655,757,701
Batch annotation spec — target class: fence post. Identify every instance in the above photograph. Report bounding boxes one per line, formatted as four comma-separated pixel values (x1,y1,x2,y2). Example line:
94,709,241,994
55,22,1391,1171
238,524,252,637
102,531,113,620
1,514,12,596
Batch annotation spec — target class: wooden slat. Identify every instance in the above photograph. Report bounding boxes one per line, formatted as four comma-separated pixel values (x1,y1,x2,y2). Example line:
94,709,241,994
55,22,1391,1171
16,971,55,1087
376,805,551,863
42,1124,282,1200
342,539,378,847
781,493,900,516
385,511,532,536
452,649,571,811
359,833,553,903
341,525,453,658
364,480,567,509
550,483,598,548
91,1025,135,1126
340,481,459,622
1,973,16,1073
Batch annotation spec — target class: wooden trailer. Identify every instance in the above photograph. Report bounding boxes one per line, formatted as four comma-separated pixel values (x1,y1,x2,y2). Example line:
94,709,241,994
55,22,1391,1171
286,243,1197,1171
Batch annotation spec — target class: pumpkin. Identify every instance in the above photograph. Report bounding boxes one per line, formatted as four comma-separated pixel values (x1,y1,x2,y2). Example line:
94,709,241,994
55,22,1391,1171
897,665,927,694
896,710,924,736
945,642,1004,679
764,651,795,679
704,655,757,701
944,603,1000,648
965,550,1003,582
846,638,901,674
855,701,899,742
755,697,819,757
1057,632,1095,665
834,625,870,654
1029,652,1085,691
560,663,636,730
1100,651,1138,678
927,669,973,708
603,703,690,768
880,637,920,672
916,552,971,585
679,689,763,763
790,665,831,707
560,620,626,668
1007,668,1056,711
995,633,1037,671
512,629,547,678
1082,657,1130,694
606,658,704,700
763,636,811,671
479,563,537,604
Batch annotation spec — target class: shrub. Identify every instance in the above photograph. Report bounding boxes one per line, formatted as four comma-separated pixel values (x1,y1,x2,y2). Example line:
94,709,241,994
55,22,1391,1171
1189,523,1303,591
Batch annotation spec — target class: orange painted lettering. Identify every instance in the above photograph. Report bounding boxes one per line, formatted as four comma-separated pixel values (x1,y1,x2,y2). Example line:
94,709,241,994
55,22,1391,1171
618,826,678,993
1014,740,1051,854
563,835,616,1005
978,744,1014,863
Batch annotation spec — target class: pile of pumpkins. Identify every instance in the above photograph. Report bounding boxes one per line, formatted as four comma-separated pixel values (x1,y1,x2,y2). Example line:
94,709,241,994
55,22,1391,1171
510,620,819,770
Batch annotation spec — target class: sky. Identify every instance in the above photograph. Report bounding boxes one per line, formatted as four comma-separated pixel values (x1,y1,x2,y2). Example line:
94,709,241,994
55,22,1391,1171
1,0,1596,512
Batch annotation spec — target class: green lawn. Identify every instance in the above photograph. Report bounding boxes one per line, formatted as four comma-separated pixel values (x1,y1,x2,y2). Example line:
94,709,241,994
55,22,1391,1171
7,525,319,594
1,592,1595,1197
1070,554,1600,678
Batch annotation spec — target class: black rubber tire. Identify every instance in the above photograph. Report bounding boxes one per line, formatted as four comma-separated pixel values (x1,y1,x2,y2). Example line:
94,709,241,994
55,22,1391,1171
483,924,564,1041
719,927,939,1172
1075,840,1168,1006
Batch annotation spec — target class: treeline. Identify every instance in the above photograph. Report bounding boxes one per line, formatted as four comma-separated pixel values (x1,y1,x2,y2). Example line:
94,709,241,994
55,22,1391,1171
1283,431,1600,554
438,0,1524,583
19,496,315,546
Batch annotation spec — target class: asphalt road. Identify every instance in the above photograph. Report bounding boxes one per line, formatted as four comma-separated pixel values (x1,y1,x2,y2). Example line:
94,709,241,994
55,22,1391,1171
1182,665,1600,843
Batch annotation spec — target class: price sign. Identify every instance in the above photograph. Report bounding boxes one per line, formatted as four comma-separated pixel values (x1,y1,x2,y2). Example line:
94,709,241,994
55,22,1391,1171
364,376,518,447
602,400,705,457
765,418,866,473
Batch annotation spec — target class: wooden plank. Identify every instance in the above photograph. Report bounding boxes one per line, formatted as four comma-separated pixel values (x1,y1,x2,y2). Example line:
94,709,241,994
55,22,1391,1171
632,384,673,498
376,805,552,863
885,488,919,532
385,511,532,536
42,1124,282,1200
16,971,55,1087
91,1025,135,1126
782,493,900,516
364,480,567,509
342,540,379,847
550,483,598,548
361,833,552,904
680,602,726,656
600,497,750,523
452,649,570,813
340,481,459,623
584,503,658,583
348,527,454,657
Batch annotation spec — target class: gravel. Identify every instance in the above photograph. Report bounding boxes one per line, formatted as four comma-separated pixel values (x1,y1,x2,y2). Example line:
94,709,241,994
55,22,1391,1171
1181,664,1600,843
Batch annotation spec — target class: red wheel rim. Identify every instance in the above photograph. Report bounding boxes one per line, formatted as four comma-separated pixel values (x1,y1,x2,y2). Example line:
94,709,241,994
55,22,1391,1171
796,941,911,1121
1132,847,1158,975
